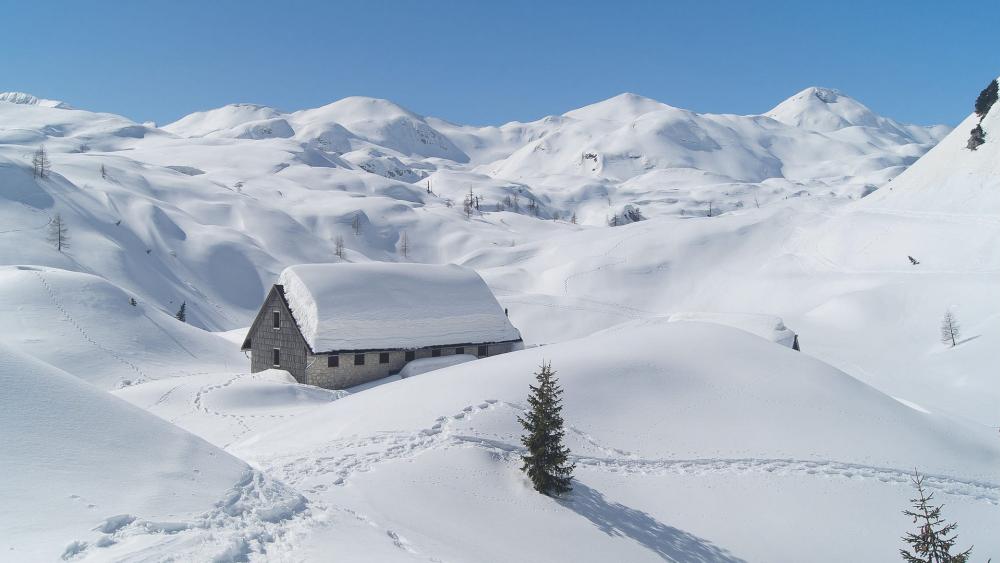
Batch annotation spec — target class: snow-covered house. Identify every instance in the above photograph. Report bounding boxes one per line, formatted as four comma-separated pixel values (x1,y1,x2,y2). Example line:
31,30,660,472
241,263,523,389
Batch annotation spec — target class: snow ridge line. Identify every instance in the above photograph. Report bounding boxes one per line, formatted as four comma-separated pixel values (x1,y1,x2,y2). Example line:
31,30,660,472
29,269,150,385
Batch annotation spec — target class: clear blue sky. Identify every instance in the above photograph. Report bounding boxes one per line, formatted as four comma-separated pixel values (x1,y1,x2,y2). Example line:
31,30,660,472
2,1,995,127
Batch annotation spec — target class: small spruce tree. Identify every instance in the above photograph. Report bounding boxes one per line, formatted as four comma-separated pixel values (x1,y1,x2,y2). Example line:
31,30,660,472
334,234,345,259
518,361,575,496
974,79,998,119
175,301,187,323
129,297,137,307
900,470,972,563
967,124,986,151
940,311,960,347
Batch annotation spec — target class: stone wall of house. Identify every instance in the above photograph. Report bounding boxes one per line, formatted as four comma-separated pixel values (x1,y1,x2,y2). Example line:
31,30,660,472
248,289,309,383
305,340,520,389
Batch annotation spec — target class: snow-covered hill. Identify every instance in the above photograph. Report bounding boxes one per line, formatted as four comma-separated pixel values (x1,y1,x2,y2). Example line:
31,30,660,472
3,82,998,562
232,321,1000,562
0,86,946,331
0,342,305,561
0,266,246,388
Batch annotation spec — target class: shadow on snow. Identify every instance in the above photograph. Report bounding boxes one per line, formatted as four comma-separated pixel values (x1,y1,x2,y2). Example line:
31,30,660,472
560,481,746,563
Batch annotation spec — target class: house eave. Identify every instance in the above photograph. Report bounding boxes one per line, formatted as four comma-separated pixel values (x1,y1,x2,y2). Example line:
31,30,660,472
310,338,523,356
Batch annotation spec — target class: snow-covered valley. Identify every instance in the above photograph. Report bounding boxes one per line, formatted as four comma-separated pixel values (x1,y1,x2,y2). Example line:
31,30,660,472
1,83,997,562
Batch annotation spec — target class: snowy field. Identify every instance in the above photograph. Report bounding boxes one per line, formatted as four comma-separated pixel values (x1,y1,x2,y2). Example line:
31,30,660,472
1,85,997,561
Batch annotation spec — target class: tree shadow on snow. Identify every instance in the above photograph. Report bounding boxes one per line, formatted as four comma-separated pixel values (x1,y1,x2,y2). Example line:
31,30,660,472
559,482,747,563
955,335,981,346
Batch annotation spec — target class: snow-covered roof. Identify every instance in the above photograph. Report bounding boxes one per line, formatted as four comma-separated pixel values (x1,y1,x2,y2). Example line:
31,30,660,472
277,263,521,352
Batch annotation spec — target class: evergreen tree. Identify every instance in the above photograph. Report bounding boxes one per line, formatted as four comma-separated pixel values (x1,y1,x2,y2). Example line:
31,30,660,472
901,471,972,563
33,145,51,179
940,311,960,347
518,361,575,496
47,213,70,252
974,79,998,118
175,302,187,323
129,297,137,307
334,234,345,259
967,124,986,151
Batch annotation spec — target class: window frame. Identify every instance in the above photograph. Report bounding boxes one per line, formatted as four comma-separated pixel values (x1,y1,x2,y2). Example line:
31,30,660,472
354,353,366,366
272,348,280,367
405,351,415,362
379,352,390,364
327,354,339,368
478,345,488,357
455,347,464,355
272,310,280,330
431,349,441,357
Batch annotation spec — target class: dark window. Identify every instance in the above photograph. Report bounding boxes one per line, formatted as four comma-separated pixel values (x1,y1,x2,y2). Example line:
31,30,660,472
478,345,488,357
328,355,339,368
355,353,365,365
379,352,389,364
272,311,280,329
272,348,280,366
405,351,415,362
431,349,441,357
455,347,464,355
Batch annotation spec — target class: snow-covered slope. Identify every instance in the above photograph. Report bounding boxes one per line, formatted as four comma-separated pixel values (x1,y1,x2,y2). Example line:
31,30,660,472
0,266,246,389
0,86,945,332
0,342,304,561
234,321,1000,562
1,82,995,563
766,87,949,143
0,91,71,109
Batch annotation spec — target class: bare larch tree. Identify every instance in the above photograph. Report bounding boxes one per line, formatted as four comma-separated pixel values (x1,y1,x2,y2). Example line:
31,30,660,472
47,213,69,252
940,311,960,347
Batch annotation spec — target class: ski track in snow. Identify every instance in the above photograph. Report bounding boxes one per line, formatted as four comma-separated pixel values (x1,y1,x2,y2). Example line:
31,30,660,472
191,373,306,447
562,225,653,296
30,269,150,385
0,202,51,234
258,399,1000,508
243,397,999,560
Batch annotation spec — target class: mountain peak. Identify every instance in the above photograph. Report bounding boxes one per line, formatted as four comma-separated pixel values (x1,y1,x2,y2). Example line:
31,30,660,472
767,86,894,133
0,91,70,109
563,92,674,122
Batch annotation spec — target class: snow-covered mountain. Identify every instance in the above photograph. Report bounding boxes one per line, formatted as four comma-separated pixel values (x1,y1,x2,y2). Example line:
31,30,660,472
4,83,999,562
0,87,947,330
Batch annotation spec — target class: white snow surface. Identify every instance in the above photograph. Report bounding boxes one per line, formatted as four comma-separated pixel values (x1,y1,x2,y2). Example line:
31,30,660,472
663,312,797,347
3,84,999,562
398,353,477,378
234,321,1000,562
0,343,305,562
278,263,521,352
